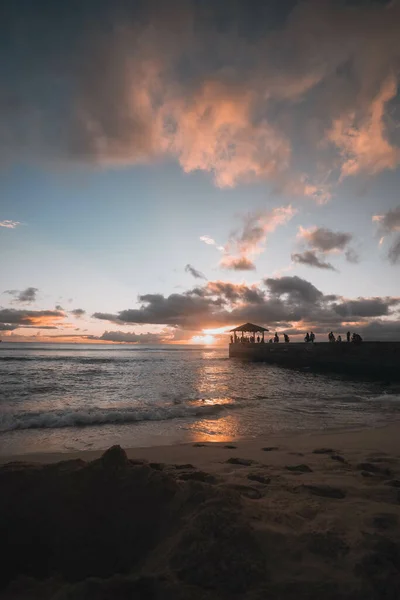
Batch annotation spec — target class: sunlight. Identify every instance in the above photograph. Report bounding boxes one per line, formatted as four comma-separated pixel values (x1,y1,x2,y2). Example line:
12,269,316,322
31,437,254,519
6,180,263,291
202,326,232,335
191,334,216,345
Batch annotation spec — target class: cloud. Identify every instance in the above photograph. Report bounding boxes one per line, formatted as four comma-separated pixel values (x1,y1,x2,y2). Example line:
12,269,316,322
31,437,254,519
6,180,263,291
185,264,207,280
220,206,295,271
291,250,336,271
298,227,353,253
4,287,38,303
200,236,224,251
295,226,358,269
219,257,256,271
71,308,86,318
2,1,400,192
0,220,20,229
388,235,400,265
99,330,167,344
0,308,65,330
55,305,64,311
92,275,400,339
373,206,400,264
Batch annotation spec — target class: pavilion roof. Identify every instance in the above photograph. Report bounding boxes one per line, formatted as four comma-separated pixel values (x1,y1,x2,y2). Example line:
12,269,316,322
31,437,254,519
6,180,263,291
230,322,269,333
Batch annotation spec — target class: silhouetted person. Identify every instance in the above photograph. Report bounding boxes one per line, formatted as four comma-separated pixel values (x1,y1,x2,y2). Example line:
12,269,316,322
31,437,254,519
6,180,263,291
337,335,342,342
284,333,290,343
269,338,273,343
310,332,315,343
352,333,362,345
257,335,260,343
328,331,336,342
304,332,310,343
274,333,279,343
347,331,351,343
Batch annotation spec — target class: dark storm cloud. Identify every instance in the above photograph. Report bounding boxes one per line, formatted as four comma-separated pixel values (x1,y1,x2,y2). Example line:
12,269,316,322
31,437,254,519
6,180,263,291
4,287,38,303
185,264,207,280
264,276,323,304
291,250,336,270
99,330,166,343
0,323,18,331
1,0,400,191
0,308,65,328
92,275,400,339
333,297,400,318
71,308,86,317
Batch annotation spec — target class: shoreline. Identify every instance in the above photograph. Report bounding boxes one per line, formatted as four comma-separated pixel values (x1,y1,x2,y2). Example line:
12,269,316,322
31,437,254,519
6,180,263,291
2,420,399,466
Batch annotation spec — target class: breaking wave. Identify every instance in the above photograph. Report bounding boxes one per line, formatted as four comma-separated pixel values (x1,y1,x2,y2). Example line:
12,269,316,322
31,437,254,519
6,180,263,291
0,400,242,432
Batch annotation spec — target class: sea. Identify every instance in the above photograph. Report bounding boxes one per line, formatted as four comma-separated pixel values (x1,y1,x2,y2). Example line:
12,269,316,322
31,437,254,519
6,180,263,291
1,342,400,457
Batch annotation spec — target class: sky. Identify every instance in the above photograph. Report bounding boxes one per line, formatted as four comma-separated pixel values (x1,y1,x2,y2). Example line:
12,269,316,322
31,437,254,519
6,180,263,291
1,0,400,344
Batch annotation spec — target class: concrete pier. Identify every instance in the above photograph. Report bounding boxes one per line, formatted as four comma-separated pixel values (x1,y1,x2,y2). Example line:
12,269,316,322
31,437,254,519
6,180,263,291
229,341,400,380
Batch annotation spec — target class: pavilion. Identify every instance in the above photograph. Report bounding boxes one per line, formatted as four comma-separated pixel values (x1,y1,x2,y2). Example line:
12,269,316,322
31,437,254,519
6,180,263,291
230,322,269,343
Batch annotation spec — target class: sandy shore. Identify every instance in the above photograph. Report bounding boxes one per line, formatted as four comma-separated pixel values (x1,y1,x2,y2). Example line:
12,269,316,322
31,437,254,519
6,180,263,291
1,423,400,599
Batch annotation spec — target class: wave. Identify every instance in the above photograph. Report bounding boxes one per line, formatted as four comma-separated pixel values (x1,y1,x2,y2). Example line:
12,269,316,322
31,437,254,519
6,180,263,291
0,400,241,432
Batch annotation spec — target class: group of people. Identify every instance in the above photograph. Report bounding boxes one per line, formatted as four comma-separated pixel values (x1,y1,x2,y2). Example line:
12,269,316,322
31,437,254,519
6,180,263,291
329,331,363,344
231,330,363,344
304,332,316,343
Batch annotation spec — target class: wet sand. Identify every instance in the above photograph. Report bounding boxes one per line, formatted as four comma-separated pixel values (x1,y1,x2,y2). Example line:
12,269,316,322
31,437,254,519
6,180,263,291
1,423,400,599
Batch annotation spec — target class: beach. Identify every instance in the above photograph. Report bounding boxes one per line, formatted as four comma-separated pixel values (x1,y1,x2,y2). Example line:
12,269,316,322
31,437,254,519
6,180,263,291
2,422,400,599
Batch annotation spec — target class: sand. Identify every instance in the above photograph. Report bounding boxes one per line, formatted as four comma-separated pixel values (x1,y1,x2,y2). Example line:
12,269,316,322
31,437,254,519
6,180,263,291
1,423,400,599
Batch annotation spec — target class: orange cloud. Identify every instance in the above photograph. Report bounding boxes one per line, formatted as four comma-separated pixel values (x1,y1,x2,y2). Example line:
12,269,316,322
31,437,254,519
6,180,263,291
328,76,400,179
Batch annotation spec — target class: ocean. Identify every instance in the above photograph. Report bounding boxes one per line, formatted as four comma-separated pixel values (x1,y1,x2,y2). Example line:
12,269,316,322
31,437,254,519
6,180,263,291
1,342,399,456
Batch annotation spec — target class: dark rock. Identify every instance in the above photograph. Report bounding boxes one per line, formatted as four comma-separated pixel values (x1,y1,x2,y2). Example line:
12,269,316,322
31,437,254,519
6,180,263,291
223,445,237,449
223,484,263,499
303,484,346,499
261,446,278,452
149,462,166,471
372,513,398,530
100,445,129,469
192,443,206,447
361,470,374,478
226,457,255,466
286,464,313,473
177,471,217,484
357,462,392,477
331,454,347,463
312,448,335,454
385,479,400,488
303,531,349,558
247,473,271,485
174,464,195,470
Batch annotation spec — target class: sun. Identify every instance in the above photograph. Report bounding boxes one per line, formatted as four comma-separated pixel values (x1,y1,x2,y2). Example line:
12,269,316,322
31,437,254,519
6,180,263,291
191,334,216,345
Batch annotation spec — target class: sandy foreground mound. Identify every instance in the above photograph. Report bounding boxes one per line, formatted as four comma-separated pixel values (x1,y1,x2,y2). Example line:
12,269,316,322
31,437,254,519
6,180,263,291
1,444,400,599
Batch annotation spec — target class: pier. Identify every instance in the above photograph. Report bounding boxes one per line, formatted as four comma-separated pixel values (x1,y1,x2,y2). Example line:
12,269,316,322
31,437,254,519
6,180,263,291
229,323,400,381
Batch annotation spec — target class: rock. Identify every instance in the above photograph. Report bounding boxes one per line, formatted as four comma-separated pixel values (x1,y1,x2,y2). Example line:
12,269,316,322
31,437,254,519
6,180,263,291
261,447,278,452
303,484,346,499
286,464,313,473
100,445,129,469
224,445,237,449
226,457,255,466
178,471,217,484
312,448,335,454
174,464,195,470
372,513,398,530
357,462,392,477
385,479,400,488
149,462,166,471
223,484,263,499
331,454,347,463
247,473,271,485
192,443,206,447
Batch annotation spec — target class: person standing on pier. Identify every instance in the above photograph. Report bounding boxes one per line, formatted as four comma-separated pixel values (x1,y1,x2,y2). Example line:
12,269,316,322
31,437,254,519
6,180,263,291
304,332,310,343
274,333,279,343
310,332,315,343
347,331,351,342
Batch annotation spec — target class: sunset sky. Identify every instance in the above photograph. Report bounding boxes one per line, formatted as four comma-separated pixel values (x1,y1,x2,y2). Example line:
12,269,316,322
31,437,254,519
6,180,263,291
1,0,400,344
